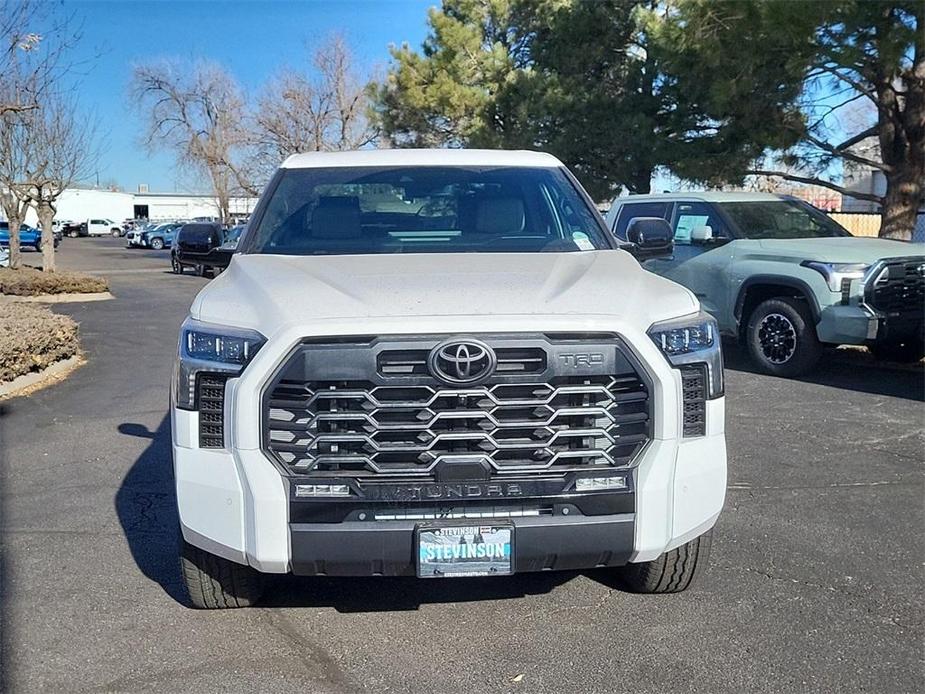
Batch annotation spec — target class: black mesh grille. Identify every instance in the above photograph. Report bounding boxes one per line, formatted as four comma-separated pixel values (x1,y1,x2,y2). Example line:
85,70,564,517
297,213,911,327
198,373,228,448
265,336,651,478
866,259,925,314
680,365,706,437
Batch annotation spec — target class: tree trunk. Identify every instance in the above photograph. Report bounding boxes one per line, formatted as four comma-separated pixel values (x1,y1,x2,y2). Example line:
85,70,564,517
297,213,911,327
6,212,24,270
879,171,923,241
37,202,56,272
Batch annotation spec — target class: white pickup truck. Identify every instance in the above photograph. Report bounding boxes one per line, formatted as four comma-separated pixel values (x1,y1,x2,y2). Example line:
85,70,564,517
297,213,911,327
85,218,122,237
171,149,727,608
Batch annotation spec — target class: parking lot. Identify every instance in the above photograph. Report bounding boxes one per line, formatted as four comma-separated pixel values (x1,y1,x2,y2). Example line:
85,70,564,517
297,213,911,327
1,237,922,692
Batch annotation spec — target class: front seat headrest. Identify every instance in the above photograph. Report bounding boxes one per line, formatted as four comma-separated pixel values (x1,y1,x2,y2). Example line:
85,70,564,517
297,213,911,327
311,196,362,240
475,196,525,235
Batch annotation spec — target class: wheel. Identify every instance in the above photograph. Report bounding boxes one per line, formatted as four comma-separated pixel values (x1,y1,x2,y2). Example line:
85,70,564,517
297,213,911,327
179,537,264,609
149,237,165,250
111,229,120,237
617,530,713,593
68,230,77,238
745,297,821,377
869,339,924,363
195,264,206,277
171,254,183,274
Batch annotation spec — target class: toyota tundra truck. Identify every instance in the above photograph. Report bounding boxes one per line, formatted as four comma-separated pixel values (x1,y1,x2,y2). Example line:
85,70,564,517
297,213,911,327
171,149,726,608
605,193,925,376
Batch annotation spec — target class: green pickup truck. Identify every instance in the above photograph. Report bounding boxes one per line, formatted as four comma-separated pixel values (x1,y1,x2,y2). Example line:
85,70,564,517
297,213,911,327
605,193,924,376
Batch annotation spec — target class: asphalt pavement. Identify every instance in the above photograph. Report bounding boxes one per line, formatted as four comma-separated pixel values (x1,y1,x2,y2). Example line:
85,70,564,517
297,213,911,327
1,237,922,693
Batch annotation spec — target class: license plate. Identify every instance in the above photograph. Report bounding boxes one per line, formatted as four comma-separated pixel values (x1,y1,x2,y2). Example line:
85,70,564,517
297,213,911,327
416,524,513,578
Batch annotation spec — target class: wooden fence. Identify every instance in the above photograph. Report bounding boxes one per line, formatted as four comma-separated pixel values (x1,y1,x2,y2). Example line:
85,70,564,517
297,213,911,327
828,213,880,237
828,212,925,241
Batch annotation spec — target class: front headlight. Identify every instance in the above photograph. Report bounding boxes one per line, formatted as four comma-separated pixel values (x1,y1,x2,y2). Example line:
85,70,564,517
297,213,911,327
802,261,869,292
173,317,266,410
648,311,723,399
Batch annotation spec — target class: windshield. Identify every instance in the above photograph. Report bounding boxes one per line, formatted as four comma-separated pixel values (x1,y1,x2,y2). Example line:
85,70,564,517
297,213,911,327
718,200,850,239
243,166,611,255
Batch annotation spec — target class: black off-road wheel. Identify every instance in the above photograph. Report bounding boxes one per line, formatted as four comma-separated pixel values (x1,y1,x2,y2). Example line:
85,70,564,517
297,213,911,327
179,537,264,609
171,254,183,274
869,339,924,363
745,297,822,377
617,530,713,593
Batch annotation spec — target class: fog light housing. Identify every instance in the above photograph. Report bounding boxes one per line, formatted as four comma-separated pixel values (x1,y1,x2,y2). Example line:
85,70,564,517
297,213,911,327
295,484,351,498
575,476,628,491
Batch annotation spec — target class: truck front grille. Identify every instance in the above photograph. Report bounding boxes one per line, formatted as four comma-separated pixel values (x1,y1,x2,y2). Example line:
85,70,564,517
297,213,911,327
865,258,925,315
263,335,651,478
197,373,228,448
679,365,707,437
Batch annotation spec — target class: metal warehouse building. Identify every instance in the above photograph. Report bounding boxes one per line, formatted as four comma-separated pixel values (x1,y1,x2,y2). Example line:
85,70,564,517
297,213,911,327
17,188,258,226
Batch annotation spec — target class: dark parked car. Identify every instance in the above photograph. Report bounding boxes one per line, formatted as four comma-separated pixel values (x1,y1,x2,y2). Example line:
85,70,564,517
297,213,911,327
63,221,87,238
172,223,238,275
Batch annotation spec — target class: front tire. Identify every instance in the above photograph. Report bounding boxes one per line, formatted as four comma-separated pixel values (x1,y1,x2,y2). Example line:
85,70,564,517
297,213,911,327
179,537,264,609
745,297,821,377
149,237,165,251
171,254,183,274
111,229,120,237
617,530,713,593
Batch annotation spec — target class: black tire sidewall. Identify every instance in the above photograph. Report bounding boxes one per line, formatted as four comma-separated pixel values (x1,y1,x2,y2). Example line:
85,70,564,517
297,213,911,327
746,297,821,377
151,238,164,250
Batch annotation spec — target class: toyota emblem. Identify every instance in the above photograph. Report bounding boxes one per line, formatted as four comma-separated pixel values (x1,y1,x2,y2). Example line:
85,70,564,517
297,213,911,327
428,338,497,385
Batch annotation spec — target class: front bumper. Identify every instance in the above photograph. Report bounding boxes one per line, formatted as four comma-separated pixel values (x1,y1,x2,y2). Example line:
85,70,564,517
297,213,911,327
290,514,634,576
816,303,923,345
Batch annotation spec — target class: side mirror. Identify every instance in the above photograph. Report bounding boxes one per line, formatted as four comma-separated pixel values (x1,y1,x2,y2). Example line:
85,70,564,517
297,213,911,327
625,217,673,260
691,225,713,243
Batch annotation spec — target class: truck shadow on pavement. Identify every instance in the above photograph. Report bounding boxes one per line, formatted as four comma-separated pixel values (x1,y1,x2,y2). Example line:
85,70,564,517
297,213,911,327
115,416,187,605
722,341,924,401
115,415,577,611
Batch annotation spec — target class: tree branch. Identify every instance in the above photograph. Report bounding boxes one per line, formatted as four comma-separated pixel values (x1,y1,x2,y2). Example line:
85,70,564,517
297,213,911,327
834,126,878,152
747,170,883,204
802,132,889,171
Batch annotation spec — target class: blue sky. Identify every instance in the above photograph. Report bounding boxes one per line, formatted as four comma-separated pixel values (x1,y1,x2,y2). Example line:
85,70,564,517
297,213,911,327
65,0,434,192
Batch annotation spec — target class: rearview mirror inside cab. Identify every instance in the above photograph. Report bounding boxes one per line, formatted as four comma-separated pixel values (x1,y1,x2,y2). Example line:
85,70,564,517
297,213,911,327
624,217,673,260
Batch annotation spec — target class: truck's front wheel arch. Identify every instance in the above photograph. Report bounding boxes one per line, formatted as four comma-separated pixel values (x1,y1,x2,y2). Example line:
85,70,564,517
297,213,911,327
735,279,820,342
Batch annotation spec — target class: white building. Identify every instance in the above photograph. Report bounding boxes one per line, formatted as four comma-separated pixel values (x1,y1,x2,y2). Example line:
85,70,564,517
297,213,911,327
10,188,258,226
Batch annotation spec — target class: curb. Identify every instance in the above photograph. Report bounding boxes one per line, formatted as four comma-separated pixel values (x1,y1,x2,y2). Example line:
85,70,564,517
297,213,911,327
0,291,114,304
0,354,84,401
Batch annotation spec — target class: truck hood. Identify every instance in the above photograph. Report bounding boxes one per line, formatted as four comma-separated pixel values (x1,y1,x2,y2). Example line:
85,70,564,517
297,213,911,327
748,237,925,264
190,251,698,334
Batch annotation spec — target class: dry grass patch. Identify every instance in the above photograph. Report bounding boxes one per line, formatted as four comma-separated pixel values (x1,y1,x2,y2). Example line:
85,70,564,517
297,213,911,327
0,303,79,383
0,267,108,296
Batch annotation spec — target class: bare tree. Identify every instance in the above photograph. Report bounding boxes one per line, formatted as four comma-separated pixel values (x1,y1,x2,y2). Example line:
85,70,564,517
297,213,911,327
130,60,255,223
0,0,87,269
0,108,32,269
254,35,378,170
24,95,98,271
0,0,83,117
